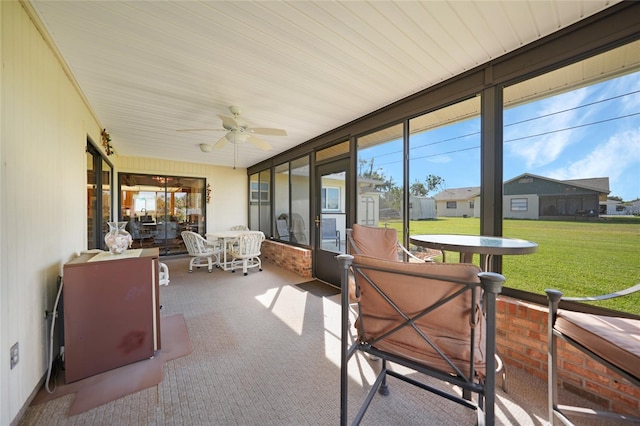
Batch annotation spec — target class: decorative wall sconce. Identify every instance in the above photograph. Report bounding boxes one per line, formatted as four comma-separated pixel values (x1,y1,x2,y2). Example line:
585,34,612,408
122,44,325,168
206,183,211,204
101,128,114,156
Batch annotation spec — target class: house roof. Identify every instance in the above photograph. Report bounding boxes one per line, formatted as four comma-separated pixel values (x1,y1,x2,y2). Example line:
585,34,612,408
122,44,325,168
505,173,610,194
434,187,481,201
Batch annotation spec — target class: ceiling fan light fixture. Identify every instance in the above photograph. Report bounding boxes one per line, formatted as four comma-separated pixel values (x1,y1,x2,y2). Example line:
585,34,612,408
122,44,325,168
230,131,249,144
200,143,214,152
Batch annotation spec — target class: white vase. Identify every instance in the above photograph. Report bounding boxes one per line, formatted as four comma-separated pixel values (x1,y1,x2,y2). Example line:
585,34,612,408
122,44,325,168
104,221,133,254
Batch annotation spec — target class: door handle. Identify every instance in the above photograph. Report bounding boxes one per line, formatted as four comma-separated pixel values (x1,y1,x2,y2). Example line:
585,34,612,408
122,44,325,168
314,216,320,228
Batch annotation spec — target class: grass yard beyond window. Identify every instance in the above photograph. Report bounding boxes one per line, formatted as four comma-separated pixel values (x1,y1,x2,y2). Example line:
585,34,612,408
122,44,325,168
398,217,640,315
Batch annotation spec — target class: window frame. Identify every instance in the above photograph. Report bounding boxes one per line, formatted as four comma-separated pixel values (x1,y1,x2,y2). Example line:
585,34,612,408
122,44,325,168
322,186,341,211
510,198,528,212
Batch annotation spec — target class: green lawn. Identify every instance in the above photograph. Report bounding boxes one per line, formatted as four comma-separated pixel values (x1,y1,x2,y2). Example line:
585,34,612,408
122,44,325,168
385,217,640,315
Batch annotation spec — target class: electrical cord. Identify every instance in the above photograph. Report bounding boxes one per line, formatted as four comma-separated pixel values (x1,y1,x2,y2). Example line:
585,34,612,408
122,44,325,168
45,276,64,394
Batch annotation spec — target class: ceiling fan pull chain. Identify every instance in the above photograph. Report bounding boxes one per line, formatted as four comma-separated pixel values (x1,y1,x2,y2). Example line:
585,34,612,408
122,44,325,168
233,143,237,170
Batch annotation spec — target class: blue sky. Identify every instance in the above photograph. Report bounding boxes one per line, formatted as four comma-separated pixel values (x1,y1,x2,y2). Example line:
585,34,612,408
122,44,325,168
360,71,640,201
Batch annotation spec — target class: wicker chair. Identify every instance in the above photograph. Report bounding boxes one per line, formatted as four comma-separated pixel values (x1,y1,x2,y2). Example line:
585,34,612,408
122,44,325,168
228,231,265,275
158,262,170,286
337,253,504,426
181,231,221,273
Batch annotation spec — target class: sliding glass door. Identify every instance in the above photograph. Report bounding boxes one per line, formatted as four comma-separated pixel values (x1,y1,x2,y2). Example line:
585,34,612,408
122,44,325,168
86,143,113,250
119,173,206,255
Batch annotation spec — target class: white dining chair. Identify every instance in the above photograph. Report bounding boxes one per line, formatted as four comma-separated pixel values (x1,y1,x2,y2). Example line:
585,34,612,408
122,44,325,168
181,231,221,273
159,262,170,286
228,231,265,275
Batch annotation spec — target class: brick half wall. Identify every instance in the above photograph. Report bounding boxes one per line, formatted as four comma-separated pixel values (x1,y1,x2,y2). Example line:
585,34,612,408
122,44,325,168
497,296,640,417
261,240,312,278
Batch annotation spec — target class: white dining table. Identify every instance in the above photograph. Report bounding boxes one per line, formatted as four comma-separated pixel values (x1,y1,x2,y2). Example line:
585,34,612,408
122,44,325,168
206,230,250,271
410,234,538,271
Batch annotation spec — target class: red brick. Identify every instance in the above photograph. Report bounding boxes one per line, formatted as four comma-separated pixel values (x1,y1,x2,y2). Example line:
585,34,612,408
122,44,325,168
584,381,614,398
613,380,640,399
584,358,610,374
610,390,640,408
563,382,609,407
559,372,583,388
523,365,546,380
563,362,611,386
500,338,524,353
525,347,546,361
558,349,585,365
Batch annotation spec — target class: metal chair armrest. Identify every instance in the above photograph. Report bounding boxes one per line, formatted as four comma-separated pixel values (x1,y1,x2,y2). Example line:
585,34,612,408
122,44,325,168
561,283,640,302
398,242,433,262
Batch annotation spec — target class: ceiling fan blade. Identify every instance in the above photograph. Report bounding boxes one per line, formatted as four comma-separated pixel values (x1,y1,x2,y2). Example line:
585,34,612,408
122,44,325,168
218,114,240,130
176,128,225,132
247,134,272,151
249,127,287,136
214,135,230,149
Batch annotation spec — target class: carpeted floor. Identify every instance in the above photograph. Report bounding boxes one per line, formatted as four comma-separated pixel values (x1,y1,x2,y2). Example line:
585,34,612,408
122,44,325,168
18,256,628,425
30,314,191,415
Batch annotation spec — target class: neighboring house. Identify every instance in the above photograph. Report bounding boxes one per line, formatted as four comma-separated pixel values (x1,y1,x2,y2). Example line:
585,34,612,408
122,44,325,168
435,174,611,219
503,174,610,219
358,177,383,226
627,200,640,215
433,187,480,218
600,199,626,215
602,199,640,216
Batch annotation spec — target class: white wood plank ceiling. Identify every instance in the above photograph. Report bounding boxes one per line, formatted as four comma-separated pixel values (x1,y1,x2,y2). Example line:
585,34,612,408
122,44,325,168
27,1,621,169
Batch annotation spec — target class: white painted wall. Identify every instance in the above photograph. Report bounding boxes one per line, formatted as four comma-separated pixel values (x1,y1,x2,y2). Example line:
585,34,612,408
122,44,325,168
1,3,101,423
436,199,476,218
0,3,247,424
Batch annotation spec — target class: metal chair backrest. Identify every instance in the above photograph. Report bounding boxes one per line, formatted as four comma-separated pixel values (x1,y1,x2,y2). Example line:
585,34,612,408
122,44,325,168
347,223,399,261
276,219,289,239
347,223,435,263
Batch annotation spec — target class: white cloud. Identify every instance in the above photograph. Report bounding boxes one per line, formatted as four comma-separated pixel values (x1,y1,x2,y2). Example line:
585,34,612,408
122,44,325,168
546,128,640,182
507,88,589,168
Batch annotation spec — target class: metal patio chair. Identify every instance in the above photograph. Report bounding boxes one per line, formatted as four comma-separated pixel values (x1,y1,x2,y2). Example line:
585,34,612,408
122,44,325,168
546,284,640,425
347,223,434,263
345,224,435,303
321,217,340,247
337,253,504,426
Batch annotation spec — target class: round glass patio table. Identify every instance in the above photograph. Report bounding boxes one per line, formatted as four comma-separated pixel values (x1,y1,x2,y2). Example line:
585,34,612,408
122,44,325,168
410,234,538,271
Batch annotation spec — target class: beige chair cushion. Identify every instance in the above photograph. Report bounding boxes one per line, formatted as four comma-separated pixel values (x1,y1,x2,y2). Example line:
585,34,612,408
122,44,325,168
352,254,486,376
347,224,400,303
351,224,399,261
555,310,640,380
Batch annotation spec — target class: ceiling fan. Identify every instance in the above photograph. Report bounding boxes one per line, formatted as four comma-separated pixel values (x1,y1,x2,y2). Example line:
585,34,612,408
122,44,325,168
177,105,287,153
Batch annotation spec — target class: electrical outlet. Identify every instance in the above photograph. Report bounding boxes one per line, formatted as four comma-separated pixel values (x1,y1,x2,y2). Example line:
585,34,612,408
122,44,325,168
10,342,19,369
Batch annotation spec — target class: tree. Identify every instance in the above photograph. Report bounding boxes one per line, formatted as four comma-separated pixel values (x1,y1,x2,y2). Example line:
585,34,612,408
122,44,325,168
410,175,445,196
410,180,428,196
358,158,385,181
425,174,445,195
358,159,444,211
